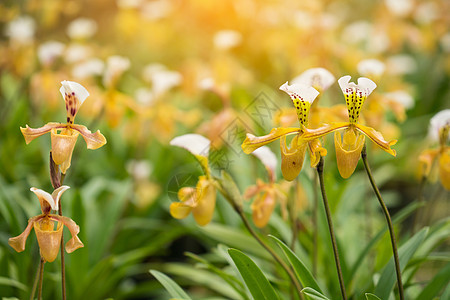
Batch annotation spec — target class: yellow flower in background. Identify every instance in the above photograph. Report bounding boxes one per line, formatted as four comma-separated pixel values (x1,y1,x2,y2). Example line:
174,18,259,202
169,134,217,226
242,82,327,181
20,80,107,173
9,186,84,262
419,109,450,190
303,75,397,178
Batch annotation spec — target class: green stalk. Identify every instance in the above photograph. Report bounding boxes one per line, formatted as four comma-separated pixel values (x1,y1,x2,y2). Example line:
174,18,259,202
312,172,319,276
361,145,404,300
316,157,347,300
37,257,45,300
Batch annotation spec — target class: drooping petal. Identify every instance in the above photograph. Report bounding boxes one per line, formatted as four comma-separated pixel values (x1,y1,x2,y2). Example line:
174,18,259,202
51,186,70,210
50,215,84,253
302,122,350,141
51,128,79,173
251,191,276,228
355,123,397,156
192,177,216,226
292,67,336,92
60,80,90,123
438,148,450,190
170,187,197,220
34,218,63,262
170,134,211,157
338,75,376,123
242,127,300,154
251,146,277,180
30,187,56,213
20,123,66,144
8,216,42,253
71,124,107,149
279,82,320,126
170,202,194,220
334,129,365,178
280,135,308,181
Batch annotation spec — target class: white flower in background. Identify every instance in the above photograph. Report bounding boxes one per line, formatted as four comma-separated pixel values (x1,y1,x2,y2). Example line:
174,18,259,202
386,55,417,75
135,88,156,106
126,160,153,181
251,146,277,180
440,33,450,53
414,2,438,25
292,68,335,92
5,16,35,45
341,21,372,44
368,31,390,54
198,77,215,91
213,30,242,50
293,11,314,29
117,0,142,9
72,58,105,79
37,41,65,66
67,18,98,40
170,134,211,157
64,44,92,63
103,55,131,87
429,110,450,143
357,59,386,78
141,0,172,20
384,91,414,109
142,64,182,97
384,0,413,17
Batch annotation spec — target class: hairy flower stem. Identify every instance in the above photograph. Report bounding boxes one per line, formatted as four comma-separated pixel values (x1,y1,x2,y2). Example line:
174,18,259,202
49,152,66,300
361,146,404,300
316,157,347,300
312,172,319,276
37,257,45,300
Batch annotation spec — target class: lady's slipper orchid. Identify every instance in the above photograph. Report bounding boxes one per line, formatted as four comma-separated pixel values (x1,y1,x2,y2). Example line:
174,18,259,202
242,82,327,181
419,110,450,189
302,75,397,178
169,134,217,225
9,186,84,262
20,80,107,173
244,147,287,228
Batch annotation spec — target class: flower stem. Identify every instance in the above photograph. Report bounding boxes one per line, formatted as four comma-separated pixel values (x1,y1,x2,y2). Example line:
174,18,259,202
316,156,347,300
361,145,404,300
289,179,299,250
37,257,45,300
312,171,319,276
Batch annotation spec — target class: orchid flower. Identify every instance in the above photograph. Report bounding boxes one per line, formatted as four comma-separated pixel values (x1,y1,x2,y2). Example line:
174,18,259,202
242,82,327,181
419,109,450,190
169,134,216,226
302,75,397,178
21,80,107,173
9,186,84,262
244,147,287,228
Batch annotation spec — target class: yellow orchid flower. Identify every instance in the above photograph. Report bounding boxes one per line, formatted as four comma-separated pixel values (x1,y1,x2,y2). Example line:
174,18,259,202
9,186,84,262
302,75,397,178
169,134,217,226
419,110,450,190
242,82,327,181
20,80,107,173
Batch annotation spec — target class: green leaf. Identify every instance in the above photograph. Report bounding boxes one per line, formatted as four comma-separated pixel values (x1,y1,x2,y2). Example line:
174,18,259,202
228,248,279,300
374,227,429,299
269,235,322,293
365,293,381,300
150,270,192,300
416,262,450,300
301,287,330,300
0,276,27,291
219,171,243,208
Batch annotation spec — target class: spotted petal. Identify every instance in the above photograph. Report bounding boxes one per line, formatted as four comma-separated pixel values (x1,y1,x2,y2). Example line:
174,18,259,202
242,127,300,154
20,123,66,144
60,80,90,123
71,124,107,149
